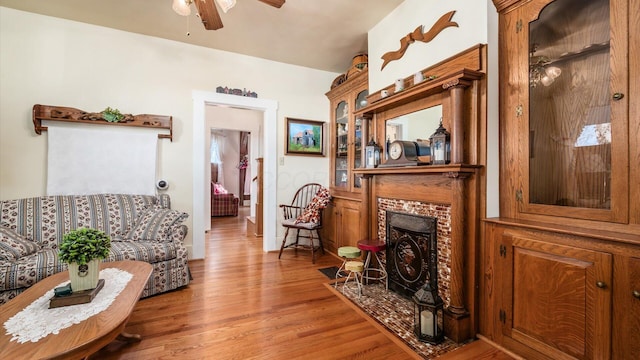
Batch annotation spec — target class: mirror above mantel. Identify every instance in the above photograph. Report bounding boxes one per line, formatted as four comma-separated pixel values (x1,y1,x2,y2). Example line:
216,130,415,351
354,43,487,174
386,105,442,145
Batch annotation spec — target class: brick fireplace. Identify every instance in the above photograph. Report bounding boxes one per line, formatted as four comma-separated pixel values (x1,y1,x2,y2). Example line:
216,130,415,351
355,167,480,343
380,200,452,309
351,45,486,343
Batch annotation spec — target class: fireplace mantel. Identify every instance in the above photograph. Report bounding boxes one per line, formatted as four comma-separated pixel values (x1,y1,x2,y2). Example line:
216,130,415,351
355,164,481,177
354,44,488,344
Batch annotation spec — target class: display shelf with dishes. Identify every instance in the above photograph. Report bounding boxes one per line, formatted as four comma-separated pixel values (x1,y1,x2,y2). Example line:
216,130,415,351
324,69,369,255
328,73,368,194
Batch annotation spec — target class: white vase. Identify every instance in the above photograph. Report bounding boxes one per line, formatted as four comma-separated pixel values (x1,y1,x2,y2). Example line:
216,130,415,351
68,259,100,292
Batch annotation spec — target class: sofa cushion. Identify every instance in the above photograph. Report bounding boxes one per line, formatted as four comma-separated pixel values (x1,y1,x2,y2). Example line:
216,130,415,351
0,194,161,248
0,249,66,291
213,183,228,195
0,227,41,260
108,241,178,263
126,209,189,242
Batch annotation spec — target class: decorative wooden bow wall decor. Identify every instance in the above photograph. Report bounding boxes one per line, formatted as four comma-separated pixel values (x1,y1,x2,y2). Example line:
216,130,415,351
381,10,458,70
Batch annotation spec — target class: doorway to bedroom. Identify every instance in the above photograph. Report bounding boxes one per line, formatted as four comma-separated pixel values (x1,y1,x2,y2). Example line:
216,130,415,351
206,106,262,233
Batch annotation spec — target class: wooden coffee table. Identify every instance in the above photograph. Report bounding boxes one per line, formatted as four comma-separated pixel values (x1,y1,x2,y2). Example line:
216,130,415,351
0,260,152,359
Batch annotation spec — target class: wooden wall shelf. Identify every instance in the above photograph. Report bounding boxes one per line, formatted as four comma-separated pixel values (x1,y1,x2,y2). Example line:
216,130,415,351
354,164,481,177
356,44,486,118
33,104,173,141
355,68,484,117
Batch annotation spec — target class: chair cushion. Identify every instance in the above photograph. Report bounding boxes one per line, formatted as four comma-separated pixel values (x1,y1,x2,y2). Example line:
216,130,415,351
295,187,331,224
0,227,41,261
282,218,319,229
126,209,189,242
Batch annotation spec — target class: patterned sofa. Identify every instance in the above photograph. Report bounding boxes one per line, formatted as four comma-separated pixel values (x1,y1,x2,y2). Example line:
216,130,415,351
0,193,190,306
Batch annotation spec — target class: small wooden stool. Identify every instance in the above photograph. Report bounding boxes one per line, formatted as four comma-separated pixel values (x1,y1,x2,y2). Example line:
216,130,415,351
357,239,387,289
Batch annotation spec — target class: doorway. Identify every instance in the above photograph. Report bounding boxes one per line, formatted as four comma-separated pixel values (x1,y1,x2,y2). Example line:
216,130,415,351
209,128,255,216
192,91,278,259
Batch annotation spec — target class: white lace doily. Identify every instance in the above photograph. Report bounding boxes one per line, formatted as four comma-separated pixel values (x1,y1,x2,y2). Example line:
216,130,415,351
4,268,133,343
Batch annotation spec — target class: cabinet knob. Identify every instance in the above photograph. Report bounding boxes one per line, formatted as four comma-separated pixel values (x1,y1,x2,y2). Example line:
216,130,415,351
612,92,624,100
596,281,607,289
633,290,640,299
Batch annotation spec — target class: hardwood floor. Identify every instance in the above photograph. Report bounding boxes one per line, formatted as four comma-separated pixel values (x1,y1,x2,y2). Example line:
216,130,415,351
92,207,516,359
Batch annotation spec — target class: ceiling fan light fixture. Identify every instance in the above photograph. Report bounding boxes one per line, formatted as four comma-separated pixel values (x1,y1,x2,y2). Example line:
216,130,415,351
172,0,192,16
215,0,237,13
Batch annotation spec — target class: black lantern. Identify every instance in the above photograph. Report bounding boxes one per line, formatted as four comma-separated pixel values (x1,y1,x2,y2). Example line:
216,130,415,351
413,281,445,344
365,138,381,168
429,120,450,165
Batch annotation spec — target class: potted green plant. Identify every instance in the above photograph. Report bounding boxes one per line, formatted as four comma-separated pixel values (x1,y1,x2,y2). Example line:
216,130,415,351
101,106,124,122
59,228,111,292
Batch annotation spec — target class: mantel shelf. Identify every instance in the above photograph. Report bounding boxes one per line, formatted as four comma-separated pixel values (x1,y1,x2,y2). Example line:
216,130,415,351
33,104,173,141
354,163,482,177
355,68,484,118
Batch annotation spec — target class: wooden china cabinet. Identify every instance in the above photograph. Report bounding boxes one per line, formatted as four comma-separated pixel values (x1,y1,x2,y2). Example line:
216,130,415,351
483,0,639,359
323,70,369,254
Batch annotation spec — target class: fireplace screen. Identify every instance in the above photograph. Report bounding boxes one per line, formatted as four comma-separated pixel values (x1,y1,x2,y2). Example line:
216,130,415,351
385,211,438,298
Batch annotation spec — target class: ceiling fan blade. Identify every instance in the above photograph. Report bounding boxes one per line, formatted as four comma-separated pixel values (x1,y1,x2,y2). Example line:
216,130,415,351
194,0,223,30
257,0,285,8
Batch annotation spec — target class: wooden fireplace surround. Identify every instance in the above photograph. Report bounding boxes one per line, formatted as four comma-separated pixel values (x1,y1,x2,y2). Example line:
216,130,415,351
353,44,487,343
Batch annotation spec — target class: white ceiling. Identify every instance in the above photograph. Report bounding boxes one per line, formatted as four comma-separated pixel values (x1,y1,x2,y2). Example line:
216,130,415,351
0,0,404,73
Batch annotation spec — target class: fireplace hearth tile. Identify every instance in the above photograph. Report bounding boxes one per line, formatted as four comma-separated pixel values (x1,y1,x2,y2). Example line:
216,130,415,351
332,282,471,359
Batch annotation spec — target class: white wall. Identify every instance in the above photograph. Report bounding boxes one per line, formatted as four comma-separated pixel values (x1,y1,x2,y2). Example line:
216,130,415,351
368,0,500,217
369,0,490,91
0,7,336,258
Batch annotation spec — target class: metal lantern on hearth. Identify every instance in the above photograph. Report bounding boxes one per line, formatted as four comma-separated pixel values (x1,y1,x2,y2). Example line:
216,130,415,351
429,120,450,165
365,138,381,168
413,281,445,344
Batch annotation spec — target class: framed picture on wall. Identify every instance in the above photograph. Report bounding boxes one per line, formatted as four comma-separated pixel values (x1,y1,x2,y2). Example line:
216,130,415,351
285,117,325,156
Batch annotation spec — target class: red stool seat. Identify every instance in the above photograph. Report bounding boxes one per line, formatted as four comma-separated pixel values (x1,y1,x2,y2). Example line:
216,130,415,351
357,239,385,252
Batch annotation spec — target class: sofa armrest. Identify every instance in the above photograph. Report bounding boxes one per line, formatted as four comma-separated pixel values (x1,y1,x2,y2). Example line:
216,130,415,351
170,224,189,242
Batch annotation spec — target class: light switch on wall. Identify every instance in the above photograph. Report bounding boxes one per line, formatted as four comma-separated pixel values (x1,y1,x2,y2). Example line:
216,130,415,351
279,157,284,165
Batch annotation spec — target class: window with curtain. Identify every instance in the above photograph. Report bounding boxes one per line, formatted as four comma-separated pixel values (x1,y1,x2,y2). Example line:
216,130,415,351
211,132,225,187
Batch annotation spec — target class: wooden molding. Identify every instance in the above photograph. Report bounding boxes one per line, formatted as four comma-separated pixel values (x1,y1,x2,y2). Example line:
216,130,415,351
381,11,459,70
363,44,486,108
33,104,173,141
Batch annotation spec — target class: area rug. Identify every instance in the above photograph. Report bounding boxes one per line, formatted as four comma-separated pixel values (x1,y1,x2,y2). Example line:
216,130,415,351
317,266,341,280
326,281,472,359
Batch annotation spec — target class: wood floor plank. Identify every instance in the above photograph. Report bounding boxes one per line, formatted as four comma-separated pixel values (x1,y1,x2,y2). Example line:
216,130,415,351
91,207,514,359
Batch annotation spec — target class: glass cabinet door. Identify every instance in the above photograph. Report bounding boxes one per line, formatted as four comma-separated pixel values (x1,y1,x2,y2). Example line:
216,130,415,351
335,100,349,189
352,89,368,189
353,117,362,189
522,0,628,222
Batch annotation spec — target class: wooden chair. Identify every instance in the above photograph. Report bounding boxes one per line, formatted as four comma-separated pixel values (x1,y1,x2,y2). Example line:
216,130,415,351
278,183,329,264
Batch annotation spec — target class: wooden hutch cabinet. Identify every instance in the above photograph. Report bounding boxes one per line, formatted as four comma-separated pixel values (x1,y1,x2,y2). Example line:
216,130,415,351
483,0,640,359
323,70,369,254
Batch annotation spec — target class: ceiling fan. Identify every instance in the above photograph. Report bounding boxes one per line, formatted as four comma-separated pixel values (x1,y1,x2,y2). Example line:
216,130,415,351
173,0,286,31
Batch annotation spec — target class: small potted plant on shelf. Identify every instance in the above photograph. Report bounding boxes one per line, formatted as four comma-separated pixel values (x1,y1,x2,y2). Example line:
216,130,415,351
59,228,111,292
101,106,124,122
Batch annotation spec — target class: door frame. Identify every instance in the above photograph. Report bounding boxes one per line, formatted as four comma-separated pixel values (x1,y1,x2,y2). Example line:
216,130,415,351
192,90,278,259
